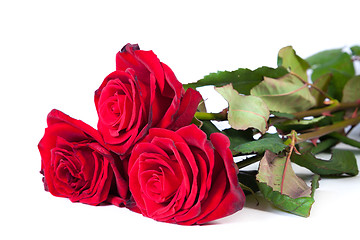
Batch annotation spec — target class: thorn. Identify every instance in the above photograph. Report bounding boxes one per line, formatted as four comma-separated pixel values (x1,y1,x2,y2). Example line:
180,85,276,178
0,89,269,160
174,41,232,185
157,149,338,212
293,145,301,155
351,107,358,119
310,138,319,146
322,111,333,117
220,107,228,115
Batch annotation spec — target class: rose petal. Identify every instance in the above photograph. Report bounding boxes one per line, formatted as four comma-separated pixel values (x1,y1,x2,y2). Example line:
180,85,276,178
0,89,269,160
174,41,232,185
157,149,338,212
171,88,202,130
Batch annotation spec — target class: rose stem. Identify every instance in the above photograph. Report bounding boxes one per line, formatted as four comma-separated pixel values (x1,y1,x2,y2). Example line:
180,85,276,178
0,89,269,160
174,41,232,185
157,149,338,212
194,112,227,121
281,131,296,194
292,101,360,119
297,115,360,143
236,154,263,169
290,71,333,101
195,101,360,122
327,132,360,149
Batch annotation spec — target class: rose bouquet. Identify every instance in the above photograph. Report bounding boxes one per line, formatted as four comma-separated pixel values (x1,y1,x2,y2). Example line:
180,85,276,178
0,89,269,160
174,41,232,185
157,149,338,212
39,43,360,225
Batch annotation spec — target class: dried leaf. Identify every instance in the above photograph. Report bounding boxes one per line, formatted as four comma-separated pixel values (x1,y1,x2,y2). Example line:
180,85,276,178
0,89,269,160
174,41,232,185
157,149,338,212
277,46,310,81
250,73,316,113
342,76,360,103
256,150,318,217
215,84,270,133
310,73,332,106
257,151,311,198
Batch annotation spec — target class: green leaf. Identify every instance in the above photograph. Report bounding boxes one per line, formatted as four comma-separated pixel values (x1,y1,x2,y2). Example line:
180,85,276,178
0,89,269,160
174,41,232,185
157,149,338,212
250,73,316,113
306,48,343,67
310,174,320,198
270,111,296,119
199,120,221,136
310,52,355,100
313,69,352,101
238,170,259,195
274,123,314,135
310,73,331,106
282,116,326,126
291,148,359,176
312,52,355,76
256,150,318,217
308,50,354,74
222,128,254,150
342,76,360,103
257,182,315,217
274,111,345,135
310,138,339,155
183,66,288,95
232,133,287,155
200,121,255,151
328,132,360,149
215,84,270,133
277,46,310,81
350,45,360,56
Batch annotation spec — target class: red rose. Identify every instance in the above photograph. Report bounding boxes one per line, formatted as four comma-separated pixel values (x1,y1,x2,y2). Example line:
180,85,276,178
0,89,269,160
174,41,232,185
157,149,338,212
38,109,129,206
128,124,245,225
95,43,202,156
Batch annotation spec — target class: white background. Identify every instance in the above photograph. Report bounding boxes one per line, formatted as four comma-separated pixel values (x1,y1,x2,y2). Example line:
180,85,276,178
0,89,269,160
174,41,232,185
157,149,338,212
1,0,360,239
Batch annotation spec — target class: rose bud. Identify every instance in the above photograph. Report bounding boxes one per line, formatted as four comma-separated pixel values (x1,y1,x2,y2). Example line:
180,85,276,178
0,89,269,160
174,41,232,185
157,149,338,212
95,43,202,156
38,109,129,206
127,124,246,225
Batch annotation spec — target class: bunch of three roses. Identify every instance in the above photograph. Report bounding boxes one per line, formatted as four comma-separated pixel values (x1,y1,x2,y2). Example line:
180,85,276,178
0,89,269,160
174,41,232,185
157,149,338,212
39,44,245,225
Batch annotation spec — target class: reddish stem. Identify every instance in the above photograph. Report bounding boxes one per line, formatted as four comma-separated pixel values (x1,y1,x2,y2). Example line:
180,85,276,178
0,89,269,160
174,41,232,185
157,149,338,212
281,131,296,194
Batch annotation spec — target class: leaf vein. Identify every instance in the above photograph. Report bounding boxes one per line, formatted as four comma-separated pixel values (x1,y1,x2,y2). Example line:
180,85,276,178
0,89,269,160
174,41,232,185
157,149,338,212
257,84,308,97
231,109,268,126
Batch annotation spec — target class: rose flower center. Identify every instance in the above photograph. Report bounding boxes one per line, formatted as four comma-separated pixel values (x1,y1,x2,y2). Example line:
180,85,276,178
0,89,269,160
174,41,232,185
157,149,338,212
139,154,182,204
